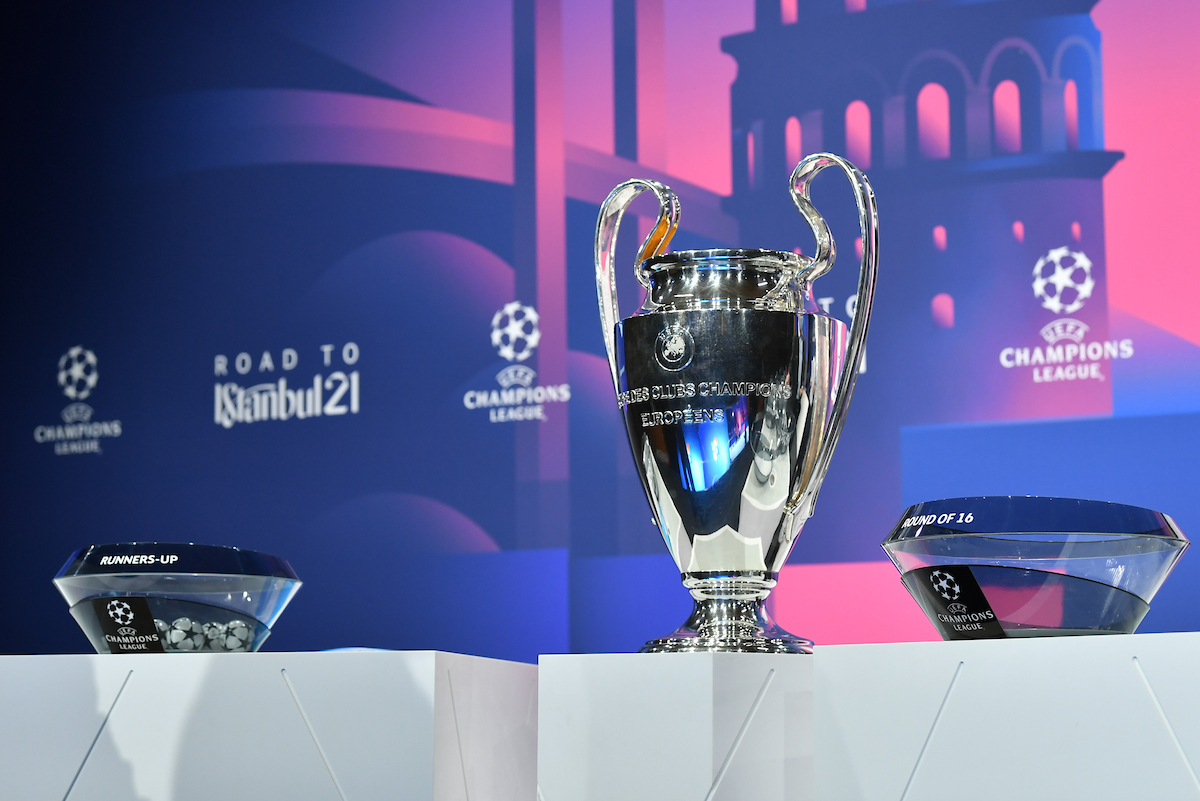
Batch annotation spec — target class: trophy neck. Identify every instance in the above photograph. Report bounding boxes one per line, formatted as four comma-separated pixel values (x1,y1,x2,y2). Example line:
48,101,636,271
640,595,813,654
683,570,776,601
642,573,812,653
640,248,813,313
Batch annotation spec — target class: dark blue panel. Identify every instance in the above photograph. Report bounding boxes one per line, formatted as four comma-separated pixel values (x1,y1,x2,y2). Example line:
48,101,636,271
1111,308,1200,417
267,549,569,663
569,554,693,654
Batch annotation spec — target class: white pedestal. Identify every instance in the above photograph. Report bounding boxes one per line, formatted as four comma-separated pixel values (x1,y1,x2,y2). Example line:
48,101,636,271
537,652,813,801
815,631,1200,801
0,650,536,801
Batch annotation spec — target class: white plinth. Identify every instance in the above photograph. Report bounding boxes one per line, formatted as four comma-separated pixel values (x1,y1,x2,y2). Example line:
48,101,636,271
0,650,536,801
815,631,1200,801
537,652,813,801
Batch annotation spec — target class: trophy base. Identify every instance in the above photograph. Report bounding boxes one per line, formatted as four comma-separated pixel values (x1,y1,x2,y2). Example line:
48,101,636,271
639,597,813,654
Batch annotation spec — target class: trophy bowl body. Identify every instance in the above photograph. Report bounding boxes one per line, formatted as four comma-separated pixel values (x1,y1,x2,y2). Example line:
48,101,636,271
595,154,878,653
617,251,845,652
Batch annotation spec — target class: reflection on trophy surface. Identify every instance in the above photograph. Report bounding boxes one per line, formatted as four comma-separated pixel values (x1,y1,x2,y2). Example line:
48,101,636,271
594,153,879,653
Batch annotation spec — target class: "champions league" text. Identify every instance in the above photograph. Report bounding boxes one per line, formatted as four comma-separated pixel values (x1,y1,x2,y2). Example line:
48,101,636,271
937,609,996,633
33,420,123,456
998,339,1133,383
104,632,162,650
462,383,571,423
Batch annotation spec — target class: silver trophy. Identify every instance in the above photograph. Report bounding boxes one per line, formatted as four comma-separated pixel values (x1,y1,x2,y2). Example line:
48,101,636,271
595,153,878,653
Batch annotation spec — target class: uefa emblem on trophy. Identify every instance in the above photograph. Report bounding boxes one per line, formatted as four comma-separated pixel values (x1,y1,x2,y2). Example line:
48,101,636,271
594,154,879,653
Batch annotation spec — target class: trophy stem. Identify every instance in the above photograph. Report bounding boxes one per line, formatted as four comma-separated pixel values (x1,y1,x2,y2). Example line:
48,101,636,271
640,575,813,654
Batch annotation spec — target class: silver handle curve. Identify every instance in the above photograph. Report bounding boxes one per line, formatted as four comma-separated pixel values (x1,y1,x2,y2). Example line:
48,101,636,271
594,179,681,391
786,153,879,516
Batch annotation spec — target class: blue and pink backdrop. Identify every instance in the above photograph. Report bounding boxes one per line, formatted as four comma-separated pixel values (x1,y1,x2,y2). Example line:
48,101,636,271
4,0,1200,661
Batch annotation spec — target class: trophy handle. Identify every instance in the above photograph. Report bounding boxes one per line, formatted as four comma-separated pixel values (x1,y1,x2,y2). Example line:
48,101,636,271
786,153,879,516
594,179,681,390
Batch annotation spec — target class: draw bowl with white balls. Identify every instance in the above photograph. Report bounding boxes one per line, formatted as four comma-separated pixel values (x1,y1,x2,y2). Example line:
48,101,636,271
54,542,301,654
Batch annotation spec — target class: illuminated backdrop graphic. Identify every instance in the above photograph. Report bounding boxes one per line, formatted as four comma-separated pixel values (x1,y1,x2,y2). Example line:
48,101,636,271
2,0,1200,659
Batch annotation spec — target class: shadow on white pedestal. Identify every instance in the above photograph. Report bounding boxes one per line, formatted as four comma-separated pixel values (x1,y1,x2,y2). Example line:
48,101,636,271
816,632,1200,801
538,652,813,801
0,651,536,801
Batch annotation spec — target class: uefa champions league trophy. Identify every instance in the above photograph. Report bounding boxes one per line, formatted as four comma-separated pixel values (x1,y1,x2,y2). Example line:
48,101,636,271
595,153,878,653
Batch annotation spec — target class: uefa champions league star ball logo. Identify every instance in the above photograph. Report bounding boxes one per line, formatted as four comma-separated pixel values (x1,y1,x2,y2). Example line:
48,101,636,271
57,346,99,400
654,325,695,371
930,569,961,602
106,599,135,626
491,302,541,363
1032,247,1094,315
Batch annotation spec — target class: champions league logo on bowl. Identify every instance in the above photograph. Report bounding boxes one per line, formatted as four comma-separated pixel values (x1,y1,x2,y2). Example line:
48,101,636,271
106,599,135,626
106,600,141,637
997,247,1134,384
33,346,124,456
930,569,961,602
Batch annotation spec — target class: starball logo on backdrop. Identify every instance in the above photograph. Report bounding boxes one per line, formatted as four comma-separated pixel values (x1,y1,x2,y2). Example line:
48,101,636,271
997,246,1134,383
462,302,571,423
33,346,124,455
213,343,360,428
